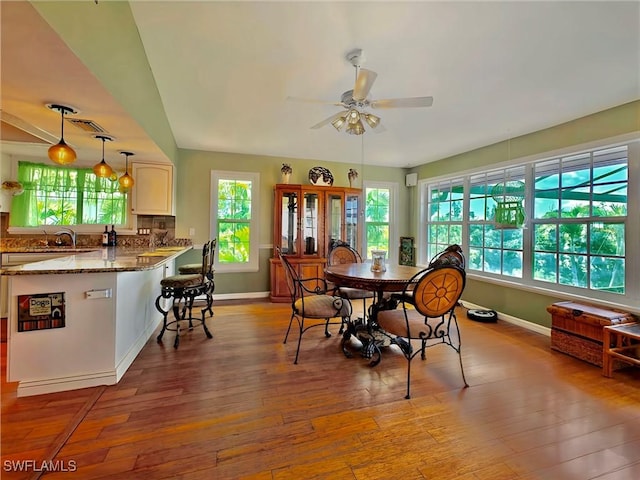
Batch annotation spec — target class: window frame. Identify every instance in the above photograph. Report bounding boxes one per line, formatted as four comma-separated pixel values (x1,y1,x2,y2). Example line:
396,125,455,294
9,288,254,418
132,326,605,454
362,181,398,264
418,135,639,311
210,170,260,273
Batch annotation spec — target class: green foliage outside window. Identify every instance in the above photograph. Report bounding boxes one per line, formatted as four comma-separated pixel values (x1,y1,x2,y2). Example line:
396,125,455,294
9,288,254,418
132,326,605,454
217,179,251,263
365,188,390,258
426,144,628,297
10,161,127,227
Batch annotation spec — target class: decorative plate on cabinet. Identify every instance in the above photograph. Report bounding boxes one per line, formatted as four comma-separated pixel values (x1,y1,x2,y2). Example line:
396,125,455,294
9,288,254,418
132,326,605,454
308,166,334,186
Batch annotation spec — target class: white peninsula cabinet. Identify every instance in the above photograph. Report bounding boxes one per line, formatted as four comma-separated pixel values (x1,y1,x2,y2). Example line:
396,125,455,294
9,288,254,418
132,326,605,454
130,162,175,216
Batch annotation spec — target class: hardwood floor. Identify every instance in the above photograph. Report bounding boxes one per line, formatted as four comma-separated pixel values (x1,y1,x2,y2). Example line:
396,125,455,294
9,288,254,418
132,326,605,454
2,300,640,479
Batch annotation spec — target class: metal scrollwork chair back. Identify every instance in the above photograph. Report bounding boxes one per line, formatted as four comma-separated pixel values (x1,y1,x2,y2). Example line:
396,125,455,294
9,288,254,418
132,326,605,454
327,241,375,319
277,246,352,364
377,264,468,399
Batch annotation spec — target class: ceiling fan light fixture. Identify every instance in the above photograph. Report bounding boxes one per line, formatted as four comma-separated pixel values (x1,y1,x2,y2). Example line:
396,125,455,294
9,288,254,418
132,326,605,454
93,134,114,178
347,109,361,125
364,113,381,129
46,104,78,165
346,119,365,135
331,114,347,131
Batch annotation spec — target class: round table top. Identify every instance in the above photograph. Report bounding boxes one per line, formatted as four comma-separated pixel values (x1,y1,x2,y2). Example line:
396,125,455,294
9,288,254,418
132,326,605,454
325,263,423,293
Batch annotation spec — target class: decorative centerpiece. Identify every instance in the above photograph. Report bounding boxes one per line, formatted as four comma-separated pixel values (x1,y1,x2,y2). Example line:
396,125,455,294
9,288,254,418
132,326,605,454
348,168,358,187
281,163,292,184
370,250,387,273
308,166,334,186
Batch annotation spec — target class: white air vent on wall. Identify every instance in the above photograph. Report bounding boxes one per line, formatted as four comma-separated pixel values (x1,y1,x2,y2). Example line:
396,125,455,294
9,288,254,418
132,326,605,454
66,118,106,133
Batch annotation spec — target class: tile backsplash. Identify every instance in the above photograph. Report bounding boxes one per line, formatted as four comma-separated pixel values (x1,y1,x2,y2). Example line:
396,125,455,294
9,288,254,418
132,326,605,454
0,213,191,249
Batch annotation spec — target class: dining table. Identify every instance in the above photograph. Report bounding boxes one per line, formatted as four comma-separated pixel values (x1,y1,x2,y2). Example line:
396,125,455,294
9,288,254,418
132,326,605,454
325,262,424,366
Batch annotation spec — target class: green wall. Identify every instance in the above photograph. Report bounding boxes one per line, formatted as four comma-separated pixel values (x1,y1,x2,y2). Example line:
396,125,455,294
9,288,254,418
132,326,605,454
412,100,640,327
174,149,408,295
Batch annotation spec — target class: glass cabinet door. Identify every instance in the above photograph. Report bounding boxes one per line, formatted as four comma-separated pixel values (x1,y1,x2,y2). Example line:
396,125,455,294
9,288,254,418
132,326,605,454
279,191,298,254
302,192,319,255
345,193,360,250
326,192,344,250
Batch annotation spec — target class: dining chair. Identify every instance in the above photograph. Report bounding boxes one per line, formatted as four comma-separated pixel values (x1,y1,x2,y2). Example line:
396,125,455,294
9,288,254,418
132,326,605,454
155,240,215,348
377,264,468,399
276,246,352,364
428,244,465,269
327,241,375,321
391,244,466,306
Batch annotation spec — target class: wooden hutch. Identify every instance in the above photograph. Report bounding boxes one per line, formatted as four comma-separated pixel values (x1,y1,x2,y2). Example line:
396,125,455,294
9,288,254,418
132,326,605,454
269,183,362,302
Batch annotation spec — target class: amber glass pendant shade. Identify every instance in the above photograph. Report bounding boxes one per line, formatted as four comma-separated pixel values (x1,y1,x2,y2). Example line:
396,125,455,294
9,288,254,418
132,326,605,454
48,140,77,165
46,104,77,165
119,151,135,190
93,135,114,178
93,160,113,178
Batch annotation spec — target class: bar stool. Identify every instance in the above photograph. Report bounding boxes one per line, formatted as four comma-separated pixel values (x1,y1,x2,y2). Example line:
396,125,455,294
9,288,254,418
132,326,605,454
177,239,216,318
155,240,215,348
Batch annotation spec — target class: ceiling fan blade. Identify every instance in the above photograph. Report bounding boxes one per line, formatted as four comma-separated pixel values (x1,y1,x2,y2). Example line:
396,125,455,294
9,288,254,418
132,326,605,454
353,69,377,102
287,96,342,106
310,111,347,130
369,96,434,109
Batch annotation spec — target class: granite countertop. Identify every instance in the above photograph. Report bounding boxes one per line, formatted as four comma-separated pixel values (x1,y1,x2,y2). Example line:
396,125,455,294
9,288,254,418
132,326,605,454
0,246,192,275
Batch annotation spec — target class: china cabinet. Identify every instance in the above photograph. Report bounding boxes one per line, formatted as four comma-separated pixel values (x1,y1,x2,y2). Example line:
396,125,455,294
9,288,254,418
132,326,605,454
130,162,175,216
270,184,362,302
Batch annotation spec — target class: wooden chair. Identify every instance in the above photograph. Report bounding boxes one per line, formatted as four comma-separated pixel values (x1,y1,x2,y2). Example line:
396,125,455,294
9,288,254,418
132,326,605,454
327,241,375,321
277,246,352,364
155,241,215,348
377,264,468,399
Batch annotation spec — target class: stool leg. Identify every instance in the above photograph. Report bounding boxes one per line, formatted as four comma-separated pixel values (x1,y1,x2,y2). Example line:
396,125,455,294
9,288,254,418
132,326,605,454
603,327,613,378
155,289,171,343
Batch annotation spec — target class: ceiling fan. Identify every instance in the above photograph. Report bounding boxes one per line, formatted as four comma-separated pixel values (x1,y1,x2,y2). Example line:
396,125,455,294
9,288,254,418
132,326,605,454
287,49,433,135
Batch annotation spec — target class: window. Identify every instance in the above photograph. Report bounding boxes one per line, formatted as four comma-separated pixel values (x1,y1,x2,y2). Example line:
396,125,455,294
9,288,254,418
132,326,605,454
532,146,627,293
10,161,127,227
363,183,397,261
420,141,636,306
467,166,525,278
210,171,260,272
426,178,464,261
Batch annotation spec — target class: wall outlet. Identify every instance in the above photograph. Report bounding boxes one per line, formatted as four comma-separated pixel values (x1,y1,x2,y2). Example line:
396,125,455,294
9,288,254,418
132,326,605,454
189,227,195,236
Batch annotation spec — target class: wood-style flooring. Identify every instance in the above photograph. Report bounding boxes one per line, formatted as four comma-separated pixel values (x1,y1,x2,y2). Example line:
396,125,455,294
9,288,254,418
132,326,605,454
2,300,639,479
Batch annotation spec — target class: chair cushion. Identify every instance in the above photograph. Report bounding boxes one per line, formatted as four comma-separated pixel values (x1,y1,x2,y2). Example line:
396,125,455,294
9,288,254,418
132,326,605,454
178,263,201,274
294,295,351,318
160,273,203,288
377,308,444,340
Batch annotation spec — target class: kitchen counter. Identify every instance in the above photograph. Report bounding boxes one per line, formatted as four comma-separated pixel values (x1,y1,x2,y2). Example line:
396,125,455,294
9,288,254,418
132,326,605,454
0,246,191,275
3,245,192,397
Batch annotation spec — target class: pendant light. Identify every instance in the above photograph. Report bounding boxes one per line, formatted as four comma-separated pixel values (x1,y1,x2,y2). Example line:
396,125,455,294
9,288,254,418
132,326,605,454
46,104,78,165
93,135,114,178
118,151,135,192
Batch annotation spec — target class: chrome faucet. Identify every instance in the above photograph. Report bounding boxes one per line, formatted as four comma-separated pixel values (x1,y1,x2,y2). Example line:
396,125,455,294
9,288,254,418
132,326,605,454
53,228,76,247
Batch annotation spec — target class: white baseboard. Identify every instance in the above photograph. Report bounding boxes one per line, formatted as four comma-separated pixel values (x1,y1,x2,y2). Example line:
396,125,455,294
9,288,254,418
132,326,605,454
461,300,551,337
115,317,161,381
192,291,271,302
17,371,117,397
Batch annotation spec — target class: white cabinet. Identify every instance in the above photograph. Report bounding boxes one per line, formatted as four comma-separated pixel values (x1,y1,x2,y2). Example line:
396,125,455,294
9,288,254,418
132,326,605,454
130,163,175,216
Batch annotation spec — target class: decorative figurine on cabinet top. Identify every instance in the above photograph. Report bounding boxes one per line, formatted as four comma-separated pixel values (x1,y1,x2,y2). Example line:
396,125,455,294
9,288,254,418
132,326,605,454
308,166,334,186
348,168,358,188
281,163,292,184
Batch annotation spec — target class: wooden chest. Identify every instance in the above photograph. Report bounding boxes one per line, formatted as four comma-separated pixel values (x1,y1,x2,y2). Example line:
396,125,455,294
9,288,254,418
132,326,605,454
547,301,636,367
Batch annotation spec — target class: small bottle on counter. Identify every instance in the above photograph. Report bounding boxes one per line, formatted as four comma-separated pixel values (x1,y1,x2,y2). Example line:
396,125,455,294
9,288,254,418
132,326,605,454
102,225,109,247
108,225,117,247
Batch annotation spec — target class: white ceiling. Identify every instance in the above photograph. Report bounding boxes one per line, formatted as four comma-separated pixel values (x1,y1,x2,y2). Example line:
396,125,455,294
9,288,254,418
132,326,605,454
2,1,639,170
